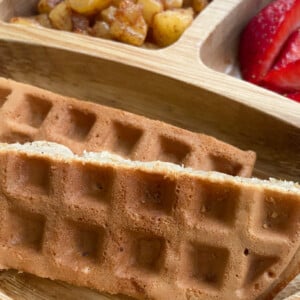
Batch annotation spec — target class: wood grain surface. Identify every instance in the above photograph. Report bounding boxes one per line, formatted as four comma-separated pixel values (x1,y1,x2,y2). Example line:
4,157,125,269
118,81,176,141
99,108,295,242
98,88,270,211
0,0,299,299
0,270,299,300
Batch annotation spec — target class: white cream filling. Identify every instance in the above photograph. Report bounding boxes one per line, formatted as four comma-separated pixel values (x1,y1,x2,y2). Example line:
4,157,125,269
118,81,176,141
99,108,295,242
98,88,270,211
1,141,299,194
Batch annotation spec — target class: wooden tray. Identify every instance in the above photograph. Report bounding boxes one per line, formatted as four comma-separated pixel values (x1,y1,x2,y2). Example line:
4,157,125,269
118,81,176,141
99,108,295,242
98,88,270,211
0,0,299,299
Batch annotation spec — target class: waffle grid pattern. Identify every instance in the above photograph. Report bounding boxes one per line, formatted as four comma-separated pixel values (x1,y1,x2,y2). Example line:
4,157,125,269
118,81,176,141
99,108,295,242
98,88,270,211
0,151,299,299
0,79,255,177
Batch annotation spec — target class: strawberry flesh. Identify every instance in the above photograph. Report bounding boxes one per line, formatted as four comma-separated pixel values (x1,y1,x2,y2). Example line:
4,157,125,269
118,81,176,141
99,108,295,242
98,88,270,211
273,28,300,69
239,0,300,83
263,60,300,92
285,91,300,102
262,27,300,92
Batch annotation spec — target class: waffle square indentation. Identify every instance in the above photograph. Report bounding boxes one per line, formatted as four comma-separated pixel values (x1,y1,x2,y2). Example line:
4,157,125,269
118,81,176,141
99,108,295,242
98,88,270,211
198,182,239,227
181,243,229,290
135,236,165,272
66,164,114,209
6,209,45,251
58,221,106,264
243,252,278,287
0,88,11,107
120,232,165,275
58,108,96,141
6,155,51,197
109,122,143,157
15,95,52,128
158,136,191,165
0,131,33,144
259,192,300,236
126,171,176,216
209,154,242,176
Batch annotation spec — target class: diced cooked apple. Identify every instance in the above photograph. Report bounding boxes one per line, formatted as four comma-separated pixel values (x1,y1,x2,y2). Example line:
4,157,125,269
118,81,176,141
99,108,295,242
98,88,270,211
137,0,163,26
11,0,201,47
69,0,112,15
36,14,53,28
110,0,147,46
38,0,63,14
100,6,117,24
163,0,182,9
192,0,208,13
90,21,112,38
152,8,193,46
49,1,73,31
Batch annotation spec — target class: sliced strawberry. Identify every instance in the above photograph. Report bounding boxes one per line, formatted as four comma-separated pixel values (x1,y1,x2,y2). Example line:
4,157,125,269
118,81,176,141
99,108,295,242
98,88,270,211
273,28,300,69
259,79,300,102
285,91,300,102
239,0,300,83
262,28,300,92
263,60,300,91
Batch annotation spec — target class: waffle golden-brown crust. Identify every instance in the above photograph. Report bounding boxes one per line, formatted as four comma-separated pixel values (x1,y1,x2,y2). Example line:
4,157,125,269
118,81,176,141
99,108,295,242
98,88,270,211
0,77,256,177
0,143,299,300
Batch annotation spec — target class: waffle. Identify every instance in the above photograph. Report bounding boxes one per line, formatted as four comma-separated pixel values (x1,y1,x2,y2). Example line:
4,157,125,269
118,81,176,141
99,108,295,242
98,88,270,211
0,142,299,300
0,77,256,177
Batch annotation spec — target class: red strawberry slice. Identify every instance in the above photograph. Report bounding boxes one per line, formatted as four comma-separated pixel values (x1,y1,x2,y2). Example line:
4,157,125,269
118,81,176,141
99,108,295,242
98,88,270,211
262,28,300,92
239,0,300,83
285,91,300,102
273,28,300,69
263,60,300,92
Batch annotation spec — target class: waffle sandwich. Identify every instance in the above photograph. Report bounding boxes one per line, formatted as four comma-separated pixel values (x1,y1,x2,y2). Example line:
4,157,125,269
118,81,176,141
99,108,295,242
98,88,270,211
0,142,299,300
0,77,256,177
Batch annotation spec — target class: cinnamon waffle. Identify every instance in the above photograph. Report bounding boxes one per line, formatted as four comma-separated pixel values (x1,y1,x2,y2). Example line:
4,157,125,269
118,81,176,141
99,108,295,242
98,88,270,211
0,142,298,300
0,77,256,177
